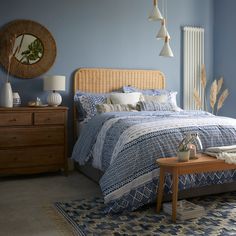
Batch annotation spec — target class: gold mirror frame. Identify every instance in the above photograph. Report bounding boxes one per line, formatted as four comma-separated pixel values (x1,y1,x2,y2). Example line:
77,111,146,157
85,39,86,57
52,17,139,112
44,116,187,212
0,20,57,79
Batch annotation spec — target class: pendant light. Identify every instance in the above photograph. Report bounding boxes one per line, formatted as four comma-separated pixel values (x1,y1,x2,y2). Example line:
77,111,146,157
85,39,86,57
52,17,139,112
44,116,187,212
156,18,170,40
159,0,174,57
148,0,163,21
159,36,174,57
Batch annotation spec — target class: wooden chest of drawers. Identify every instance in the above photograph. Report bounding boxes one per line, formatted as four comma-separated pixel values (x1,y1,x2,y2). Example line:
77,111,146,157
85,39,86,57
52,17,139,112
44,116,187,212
0,107,68,175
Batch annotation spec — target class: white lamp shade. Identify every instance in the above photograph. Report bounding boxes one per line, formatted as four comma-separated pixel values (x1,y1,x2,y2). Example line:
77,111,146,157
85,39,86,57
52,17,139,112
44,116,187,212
44,75,66,91
148,5,163,21
156,19,170,40
159,37,174,57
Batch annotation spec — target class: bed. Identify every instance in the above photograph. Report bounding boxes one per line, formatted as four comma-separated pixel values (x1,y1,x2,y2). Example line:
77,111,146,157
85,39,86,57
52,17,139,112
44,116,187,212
72,68,236,213
73,68,165,181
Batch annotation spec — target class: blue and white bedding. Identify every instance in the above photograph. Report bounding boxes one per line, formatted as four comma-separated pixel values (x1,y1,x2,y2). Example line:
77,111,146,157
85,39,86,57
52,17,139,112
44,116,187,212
72,110,236,213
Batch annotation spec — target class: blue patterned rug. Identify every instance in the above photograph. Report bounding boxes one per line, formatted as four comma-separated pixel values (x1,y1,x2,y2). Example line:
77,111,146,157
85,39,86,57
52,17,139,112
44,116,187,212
55,192,236,236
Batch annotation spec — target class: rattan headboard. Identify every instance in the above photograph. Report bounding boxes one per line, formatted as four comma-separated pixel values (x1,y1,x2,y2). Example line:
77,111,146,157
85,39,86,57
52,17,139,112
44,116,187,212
73,68,165,140
74,68,165,93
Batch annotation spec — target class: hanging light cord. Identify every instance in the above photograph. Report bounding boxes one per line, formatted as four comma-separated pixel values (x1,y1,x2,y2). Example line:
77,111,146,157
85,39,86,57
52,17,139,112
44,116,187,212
161,0,167,24
164,0,167,25
161,0,164,18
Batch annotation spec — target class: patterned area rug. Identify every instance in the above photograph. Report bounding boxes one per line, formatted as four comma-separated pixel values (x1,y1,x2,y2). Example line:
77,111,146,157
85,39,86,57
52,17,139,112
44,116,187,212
55,192,236,236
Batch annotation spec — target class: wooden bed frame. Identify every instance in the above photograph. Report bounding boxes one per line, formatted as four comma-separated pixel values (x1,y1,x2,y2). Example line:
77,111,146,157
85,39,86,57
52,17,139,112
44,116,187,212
73,67,236,198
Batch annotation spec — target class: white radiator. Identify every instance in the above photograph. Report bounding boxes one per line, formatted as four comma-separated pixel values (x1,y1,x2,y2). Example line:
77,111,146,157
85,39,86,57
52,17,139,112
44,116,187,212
183,26,204,110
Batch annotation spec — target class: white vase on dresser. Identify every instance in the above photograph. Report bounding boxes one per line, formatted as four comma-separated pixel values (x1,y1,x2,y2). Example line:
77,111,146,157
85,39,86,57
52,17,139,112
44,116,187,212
0,82,13,108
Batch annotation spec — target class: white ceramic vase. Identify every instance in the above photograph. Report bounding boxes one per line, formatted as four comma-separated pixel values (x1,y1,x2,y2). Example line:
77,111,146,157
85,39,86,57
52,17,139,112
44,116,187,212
0,82,13,108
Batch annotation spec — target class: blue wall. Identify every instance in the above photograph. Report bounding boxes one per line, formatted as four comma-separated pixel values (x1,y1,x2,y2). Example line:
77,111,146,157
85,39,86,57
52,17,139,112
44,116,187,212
214,0,236,118
0,0,214,154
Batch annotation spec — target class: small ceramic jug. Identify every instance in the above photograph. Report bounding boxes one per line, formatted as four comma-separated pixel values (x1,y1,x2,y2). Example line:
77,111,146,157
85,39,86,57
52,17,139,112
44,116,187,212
13,92,21,107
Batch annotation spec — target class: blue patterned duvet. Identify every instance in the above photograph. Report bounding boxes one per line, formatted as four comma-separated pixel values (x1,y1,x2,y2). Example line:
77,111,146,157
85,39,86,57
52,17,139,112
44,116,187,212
72,111,236,213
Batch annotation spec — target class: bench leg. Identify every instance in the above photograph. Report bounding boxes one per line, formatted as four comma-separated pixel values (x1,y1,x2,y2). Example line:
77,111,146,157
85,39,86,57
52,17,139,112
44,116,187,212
157,167,165,213
172,169,179,223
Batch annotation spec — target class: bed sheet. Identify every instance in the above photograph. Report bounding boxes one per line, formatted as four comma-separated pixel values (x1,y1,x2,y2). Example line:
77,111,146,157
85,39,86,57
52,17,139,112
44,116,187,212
72,110,236,213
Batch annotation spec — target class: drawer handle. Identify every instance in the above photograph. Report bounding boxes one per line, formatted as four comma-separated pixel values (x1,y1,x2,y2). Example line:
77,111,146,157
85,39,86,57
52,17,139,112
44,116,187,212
9,118,17,122
46,118,51,121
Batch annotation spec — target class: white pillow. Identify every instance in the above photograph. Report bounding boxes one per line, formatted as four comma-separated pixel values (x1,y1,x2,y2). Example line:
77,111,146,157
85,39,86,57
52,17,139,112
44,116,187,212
143,94,168,103
109,92,143,106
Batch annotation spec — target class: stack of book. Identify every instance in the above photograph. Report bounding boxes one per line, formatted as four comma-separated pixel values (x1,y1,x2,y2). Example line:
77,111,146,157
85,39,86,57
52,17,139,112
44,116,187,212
163,200,205,220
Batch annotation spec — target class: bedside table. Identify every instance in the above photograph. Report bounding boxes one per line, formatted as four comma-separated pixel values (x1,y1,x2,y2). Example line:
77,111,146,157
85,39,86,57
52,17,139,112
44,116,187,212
0,107,68,176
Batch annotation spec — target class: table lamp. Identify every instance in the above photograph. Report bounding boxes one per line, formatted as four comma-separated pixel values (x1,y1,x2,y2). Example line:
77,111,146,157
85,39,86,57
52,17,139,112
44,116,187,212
43,75,66,106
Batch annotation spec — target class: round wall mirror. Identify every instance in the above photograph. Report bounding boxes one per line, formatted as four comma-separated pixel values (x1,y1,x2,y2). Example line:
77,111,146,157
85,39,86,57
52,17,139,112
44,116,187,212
14,34,44,65
0,20,57,79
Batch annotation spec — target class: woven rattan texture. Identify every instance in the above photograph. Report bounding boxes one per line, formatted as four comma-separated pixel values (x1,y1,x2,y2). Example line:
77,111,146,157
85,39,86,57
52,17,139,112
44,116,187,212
74,68,165,93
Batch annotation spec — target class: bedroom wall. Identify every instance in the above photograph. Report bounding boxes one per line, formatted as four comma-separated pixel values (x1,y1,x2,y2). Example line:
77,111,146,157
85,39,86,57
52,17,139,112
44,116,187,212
214,0,236,118
0,0,214,154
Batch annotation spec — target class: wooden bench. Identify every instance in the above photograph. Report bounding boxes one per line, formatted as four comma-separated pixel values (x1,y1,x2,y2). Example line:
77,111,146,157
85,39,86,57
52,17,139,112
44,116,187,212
156,154,236,222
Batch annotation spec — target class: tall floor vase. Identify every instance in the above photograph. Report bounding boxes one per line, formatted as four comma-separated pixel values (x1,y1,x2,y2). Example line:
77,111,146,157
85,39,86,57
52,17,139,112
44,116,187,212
0,82,13,108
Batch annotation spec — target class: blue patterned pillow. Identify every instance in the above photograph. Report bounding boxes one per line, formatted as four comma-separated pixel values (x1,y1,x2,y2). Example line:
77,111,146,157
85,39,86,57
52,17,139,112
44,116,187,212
74,91,107,122
122,85,168,95
137,101,177,111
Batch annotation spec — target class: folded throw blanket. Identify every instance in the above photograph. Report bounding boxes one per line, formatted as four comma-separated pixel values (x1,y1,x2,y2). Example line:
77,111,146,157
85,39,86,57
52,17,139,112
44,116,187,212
205,145,236,164
205,145,236,153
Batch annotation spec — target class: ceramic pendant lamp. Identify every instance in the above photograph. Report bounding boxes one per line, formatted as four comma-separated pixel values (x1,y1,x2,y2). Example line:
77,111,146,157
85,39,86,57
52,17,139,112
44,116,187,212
148,0,174,57
159,36,174,57
148,0,163,21
156,18,170,40
158,0,174,57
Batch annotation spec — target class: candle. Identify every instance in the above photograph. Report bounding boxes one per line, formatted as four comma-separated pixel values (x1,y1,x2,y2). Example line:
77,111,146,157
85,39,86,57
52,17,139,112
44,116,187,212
189,144,196,158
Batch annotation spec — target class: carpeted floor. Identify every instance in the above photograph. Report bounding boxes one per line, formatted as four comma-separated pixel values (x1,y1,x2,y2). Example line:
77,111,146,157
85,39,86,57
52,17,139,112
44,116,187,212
55,192,236,236
0,171,101,236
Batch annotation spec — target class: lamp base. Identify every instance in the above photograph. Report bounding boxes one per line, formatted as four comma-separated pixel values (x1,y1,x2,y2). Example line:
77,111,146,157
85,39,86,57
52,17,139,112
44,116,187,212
47,91,62,107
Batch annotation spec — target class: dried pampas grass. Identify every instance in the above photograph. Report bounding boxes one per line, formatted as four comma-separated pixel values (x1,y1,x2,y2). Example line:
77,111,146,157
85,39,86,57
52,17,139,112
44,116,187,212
193,89,202,109
6,35,17,83
194,65,229,115
210,80,218,112
217,77,224,94
217,89,229,113
201,64,207,89
200,64,207,110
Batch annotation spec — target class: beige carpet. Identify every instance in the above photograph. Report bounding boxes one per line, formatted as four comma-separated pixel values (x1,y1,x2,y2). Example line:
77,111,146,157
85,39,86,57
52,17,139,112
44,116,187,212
0,171,101,236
